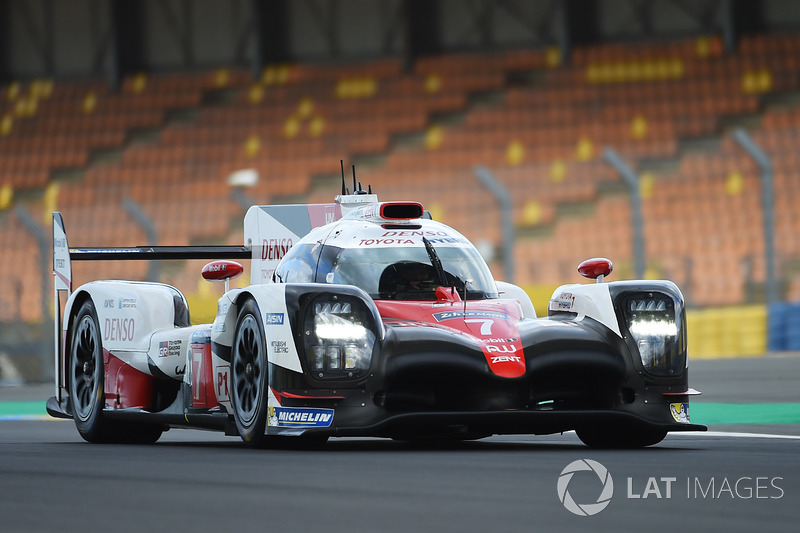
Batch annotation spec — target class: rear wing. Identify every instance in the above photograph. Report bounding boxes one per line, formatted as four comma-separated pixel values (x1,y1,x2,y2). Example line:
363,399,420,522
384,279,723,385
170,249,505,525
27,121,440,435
53,213,249,293
52,196,378,291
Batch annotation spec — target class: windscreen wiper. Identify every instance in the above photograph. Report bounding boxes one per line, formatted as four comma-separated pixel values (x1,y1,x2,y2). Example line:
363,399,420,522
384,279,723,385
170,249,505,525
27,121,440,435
422,236,448,287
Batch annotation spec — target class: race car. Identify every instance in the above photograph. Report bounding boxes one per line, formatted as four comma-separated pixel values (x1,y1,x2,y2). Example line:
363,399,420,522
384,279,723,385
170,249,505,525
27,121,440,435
47,179,705,448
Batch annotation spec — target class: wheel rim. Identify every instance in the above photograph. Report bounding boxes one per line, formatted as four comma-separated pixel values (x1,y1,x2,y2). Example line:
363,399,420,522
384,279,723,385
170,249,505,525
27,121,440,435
233,314,264,426
70,315,100,422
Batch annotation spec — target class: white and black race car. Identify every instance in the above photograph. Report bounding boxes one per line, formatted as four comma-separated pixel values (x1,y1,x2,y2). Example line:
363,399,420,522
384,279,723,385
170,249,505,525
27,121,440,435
47,180,705,448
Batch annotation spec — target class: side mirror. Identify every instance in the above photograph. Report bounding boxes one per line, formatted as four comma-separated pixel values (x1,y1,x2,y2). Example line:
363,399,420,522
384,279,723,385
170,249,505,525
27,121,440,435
202,261,244,292
578,258,613,283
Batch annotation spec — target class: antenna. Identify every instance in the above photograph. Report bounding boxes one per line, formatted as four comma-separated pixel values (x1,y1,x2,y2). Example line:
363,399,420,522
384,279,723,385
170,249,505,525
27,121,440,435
340,160,347,195
463,280,469,317
352,164,357,195
368,184,372,194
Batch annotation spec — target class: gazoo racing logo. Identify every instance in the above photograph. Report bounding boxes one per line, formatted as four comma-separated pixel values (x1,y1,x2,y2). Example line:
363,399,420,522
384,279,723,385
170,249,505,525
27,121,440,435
158,340,182,357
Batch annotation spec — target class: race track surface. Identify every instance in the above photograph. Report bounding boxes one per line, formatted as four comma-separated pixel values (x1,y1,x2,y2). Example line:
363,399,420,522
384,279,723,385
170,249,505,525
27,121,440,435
1,355,798,533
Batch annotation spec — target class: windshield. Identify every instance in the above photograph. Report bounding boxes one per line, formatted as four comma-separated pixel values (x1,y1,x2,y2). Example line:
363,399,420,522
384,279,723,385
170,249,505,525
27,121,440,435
317,244,498,301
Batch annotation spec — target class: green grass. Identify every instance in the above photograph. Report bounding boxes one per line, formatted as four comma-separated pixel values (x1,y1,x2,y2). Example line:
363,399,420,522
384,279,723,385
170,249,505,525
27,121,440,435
690,403,800,425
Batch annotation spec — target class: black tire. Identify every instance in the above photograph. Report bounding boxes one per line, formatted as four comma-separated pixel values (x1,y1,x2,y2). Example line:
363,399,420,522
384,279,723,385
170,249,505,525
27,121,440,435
576,426,667,449
68,299,114,443
68,299,162,444
231,299,270,448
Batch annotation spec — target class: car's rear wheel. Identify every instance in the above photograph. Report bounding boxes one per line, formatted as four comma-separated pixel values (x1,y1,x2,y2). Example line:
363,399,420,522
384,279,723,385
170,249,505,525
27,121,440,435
576,426,667,449
69,300,112,443
68,299,162,444
231,298,270,448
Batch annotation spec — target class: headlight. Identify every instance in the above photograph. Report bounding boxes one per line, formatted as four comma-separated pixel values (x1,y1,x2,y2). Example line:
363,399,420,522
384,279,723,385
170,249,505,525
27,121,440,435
304,295,377,380
622,294,685,376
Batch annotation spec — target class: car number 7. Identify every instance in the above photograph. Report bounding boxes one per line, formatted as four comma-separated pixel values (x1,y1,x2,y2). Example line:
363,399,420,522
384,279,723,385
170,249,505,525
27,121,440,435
464,318,494,336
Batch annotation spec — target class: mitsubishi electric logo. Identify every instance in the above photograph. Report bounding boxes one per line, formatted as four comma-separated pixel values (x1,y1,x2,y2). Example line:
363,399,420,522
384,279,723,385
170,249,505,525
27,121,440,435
557,459,614,516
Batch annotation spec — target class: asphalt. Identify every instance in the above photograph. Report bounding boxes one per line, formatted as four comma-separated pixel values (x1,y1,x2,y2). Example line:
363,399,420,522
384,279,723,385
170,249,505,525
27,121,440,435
0,423,798,533
0,355,798,533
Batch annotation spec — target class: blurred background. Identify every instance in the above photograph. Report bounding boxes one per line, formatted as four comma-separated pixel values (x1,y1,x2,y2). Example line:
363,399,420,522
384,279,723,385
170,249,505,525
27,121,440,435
2,0,800,383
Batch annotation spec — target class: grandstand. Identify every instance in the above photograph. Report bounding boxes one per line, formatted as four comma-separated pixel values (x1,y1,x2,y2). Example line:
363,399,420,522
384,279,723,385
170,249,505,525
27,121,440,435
2,0,800,380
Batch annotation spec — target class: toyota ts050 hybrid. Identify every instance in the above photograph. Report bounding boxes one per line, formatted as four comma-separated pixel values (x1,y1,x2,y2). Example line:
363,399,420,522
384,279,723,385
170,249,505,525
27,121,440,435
47,179,705,448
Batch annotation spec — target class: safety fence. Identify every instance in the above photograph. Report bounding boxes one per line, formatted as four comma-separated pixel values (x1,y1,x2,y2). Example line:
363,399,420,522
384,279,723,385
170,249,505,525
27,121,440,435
767,302,800,351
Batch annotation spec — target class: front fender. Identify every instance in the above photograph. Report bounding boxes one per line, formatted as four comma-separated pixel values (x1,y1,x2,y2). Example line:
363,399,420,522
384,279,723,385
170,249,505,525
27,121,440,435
210,283,382,411
212,284,303,373
549,280,689,381
212,283,382,373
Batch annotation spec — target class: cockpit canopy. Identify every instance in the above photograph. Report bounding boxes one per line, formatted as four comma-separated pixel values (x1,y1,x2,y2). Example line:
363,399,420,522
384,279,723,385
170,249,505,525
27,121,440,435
273,219,499,301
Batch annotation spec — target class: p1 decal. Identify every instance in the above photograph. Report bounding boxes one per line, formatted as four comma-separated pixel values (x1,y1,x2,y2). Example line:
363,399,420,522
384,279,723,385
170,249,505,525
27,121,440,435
216,365,230,401
268,407,334,428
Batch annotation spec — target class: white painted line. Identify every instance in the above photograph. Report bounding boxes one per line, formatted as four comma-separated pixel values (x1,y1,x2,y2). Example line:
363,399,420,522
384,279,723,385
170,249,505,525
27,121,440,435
669,431,800,440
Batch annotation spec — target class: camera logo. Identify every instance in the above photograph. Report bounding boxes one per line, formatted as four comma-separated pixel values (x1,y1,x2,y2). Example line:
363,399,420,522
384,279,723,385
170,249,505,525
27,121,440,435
557,459,614,516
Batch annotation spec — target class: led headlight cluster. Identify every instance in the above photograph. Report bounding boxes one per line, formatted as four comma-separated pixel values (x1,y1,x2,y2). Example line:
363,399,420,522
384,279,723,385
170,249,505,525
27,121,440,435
622,294,685,376
304,296,377,380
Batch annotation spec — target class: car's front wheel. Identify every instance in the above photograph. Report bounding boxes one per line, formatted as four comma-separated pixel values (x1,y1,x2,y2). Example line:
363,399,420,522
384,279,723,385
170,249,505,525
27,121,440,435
231,298,270,447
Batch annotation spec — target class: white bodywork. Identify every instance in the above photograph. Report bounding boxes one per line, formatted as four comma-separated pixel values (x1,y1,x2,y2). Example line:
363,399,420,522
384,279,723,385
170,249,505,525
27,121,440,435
244,203,344,285
210,283,302,412
496,281,536,318
548,282,622,337
62,281,196,379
